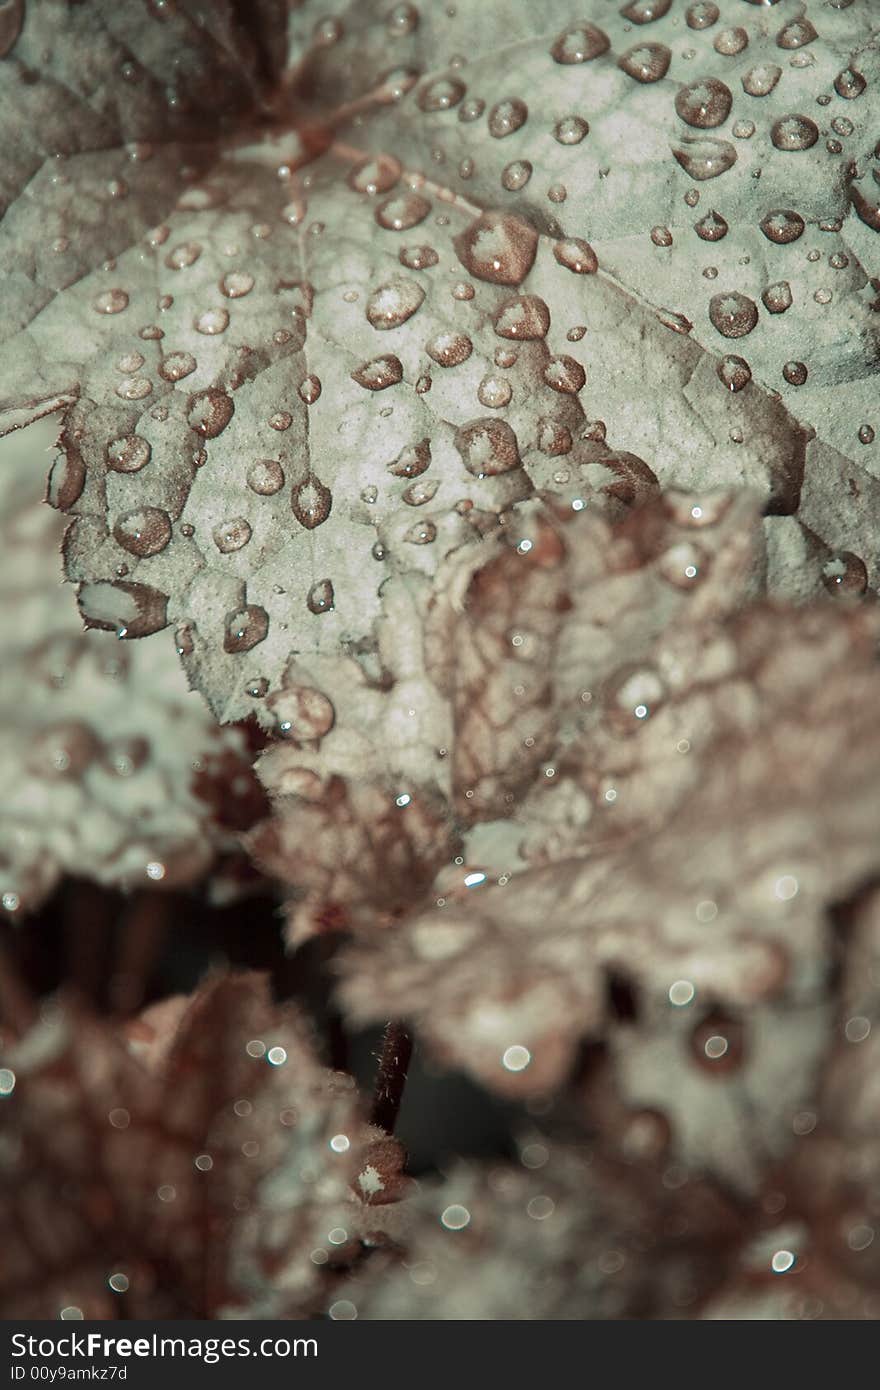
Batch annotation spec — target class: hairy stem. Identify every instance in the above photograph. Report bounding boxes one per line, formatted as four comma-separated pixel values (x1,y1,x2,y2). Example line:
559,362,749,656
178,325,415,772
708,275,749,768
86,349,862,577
370,1020,413,1135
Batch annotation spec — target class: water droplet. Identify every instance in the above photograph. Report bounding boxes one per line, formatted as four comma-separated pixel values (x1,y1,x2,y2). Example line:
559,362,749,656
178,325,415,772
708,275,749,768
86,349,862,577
686,3,719,29
477,375,513,408
691,1013,744,1073
245,458,284,496
822,551,867,596
220,270,254,298
554,116,589,145
618,43,671,83
299,374,322,405
417,76,466,112
717,355,751,391
622,0,671,20
403,478,440,506
454,210,538,286
709,291,758,338
165,241,201,270
760,209,805,244
115,376,152,401
714,27,748,57
606,665,666,730
349,154,402,195
834,68,866,101
501,160,533,191
675,78,733,129
386,2,418,37
762,280,793,314
224,605,269,654
544,355,585,394
187,389,234,437
488,98,528,139
458,97,485,122
366,278,425,329
782,360,808,386
454,418,522,476
114,507,172,557
307,579,335,613
291,475,332,529
351,355,404,390
159,351,197,382
213,517,252,553
387,439,431,477
672,137,737,181
107,435,151,474
651,225,673,247
269,684,335,741
194,307,229,335
550,23,609,65
93,288,129,315
694,210,728,241
376,192,432,231
426,331,472,367
493,294,550,341
777,20,816,50
858,424,875,445
771,115,819,151
553,237,598,274
403,519,437,545
399,244,439,270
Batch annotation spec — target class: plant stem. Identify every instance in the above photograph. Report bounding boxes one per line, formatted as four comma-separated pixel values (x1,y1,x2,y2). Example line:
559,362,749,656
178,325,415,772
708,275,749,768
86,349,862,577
370,1020,413,1135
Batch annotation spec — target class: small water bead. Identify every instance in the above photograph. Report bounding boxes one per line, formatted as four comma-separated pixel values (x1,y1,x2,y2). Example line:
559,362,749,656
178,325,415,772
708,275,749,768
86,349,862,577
777,20,817,51
403,478,440,506
114,507,172,557
567,325,586,342
306,579,335,614
477,375,513,408
714,27,748,57
493,294,550,341
703,265,718,279
366,278,425,329
763,280,793,314
554,115,589,145
351,355,404,390
107,435,151,473
291,475,332,529
694,210,728,241
488,98,528,139
451,282,475,302
458,157,475,179
621,0,672,20
376,192,432,231
165,241,201,270
858,424,875,445
822,551,867,596
404,519,437,545
387,439,431,478
686,2,719,28
387,2,418,36
501,161,532,191
553,237,598,275
213,518,252,553
673,137,737,181
224,605,269,654
115,376,152,400
782,360,808,385
771,115,819,151
417,76,466,112
458,97,485,123
247,459,285,497
426,331,472,367
416,374,431,394
159,352,197,382
547,183,567,204
455,418,521,476
494,346,518,369
717,355,751,391
760,209,805,245
651,225,673,246
93,288,129,314
544,355,585,394
220,270,254,298
733,119,755,139
675,78,733,129
360,485,378,505
814,288,833,305
835,68,866,101
377,66,419,103
618,43,671,84
194,307,229,335
348,154,402,196
709,291,758,338
551,22,609,65
831,116,854,138
399,244,439,270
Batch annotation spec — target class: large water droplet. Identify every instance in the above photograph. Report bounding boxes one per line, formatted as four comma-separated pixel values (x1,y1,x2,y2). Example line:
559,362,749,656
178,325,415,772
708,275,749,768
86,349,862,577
426,331,472,367
187,389,234,438
694,209,728,241
220,270,255,298
771,115,819,151
114,507,172,557
213,517,252,553
776,20,816,50
493,294,550,340
366,278,425,329
544,355,586,394
79,580,168,638
488,98,528,139
93,288,130,315
553,237,598,274
618,43,671,83
454,211,538,286
454,418,522,476
417,76,466,112
675,78,733,129
307,579,335,613
762,281,793,314
291,476,332,529
685,2,719,28
387,439,431,477
107,435,151,473
376,192,432,231
672,137,737,181
741,64,781,97
708,292,758,338
554,116,589,145
351,355,404,390
759,209,805,244
247,458,284,495
550,22,609,64
399,244,439,270
224,605,269,654
717,355,751,391
622,0,671,20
